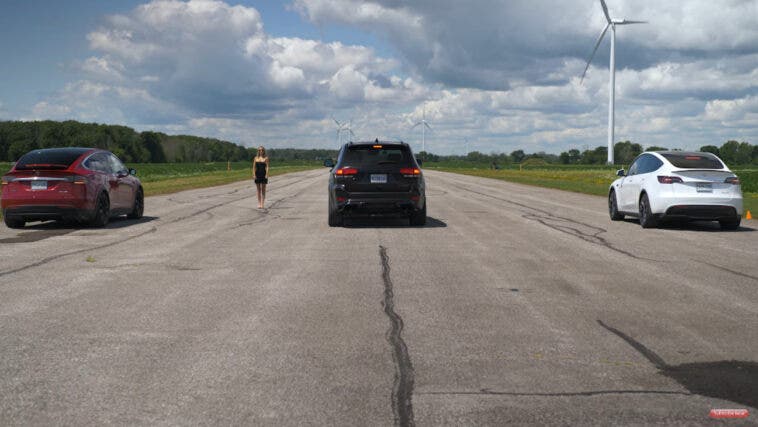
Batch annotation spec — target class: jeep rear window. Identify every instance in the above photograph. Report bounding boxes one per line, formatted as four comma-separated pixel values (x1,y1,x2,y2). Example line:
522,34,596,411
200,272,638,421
342,146,411,167
661,153,724,169
14,148,90,170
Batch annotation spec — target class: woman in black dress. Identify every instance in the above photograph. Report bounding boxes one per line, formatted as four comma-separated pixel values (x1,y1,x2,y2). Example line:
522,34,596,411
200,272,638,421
253,146,269,209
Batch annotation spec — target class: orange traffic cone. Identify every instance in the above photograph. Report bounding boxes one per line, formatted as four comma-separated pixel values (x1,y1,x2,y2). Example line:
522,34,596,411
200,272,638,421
747,210,753,220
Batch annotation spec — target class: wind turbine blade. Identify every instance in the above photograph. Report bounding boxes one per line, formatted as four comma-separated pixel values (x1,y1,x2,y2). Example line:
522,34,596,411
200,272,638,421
412,122,422,129
599,0,611,23
424,122,432,131
618,20,647,25
580,22,610,83
333,118,341,127
348,129,355,136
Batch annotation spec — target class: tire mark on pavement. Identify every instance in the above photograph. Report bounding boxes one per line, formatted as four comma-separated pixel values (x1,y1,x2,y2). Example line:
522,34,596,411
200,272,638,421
598,320,758,409
0,226,157,278
417,389,692,397
0,170,324,277
160,170,321,225
444,180,647,260
232,178,319,229
699,260,758,282
379,245,415,427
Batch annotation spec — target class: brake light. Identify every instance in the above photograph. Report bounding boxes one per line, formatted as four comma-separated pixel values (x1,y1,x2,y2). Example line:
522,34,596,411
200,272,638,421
372,145,383,149
725,176,740,185
335,167,358,176
400,167,420,176
1,176,14,185
657,176,683,184
65,175,87,184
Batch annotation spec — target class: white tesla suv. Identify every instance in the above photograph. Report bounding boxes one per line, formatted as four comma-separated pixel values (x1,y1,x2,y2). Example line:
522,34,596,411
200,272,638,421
608,151,743,229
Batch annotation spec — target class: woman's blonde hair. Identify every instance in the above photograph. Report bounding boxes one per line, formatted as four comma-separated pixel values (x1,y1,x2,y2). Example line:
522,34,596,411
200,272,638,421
256,146,266,158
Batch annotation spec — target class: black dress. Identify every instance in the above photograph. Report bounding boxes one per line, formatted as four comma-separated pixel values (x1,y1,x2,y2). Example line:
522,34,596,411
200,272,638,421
254,161,267,184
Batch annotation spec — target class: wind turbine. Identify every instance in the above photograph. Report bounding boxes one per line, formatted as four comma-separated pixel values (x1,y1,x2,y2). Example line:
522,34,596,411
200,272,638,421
581,0,646,165
333,119,355,145
412,104,432,153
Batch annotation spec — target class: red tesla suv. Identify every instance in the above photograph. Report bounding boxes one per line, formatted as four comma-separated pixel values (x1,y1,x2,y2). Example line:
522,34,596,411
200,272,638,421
1,147,144,228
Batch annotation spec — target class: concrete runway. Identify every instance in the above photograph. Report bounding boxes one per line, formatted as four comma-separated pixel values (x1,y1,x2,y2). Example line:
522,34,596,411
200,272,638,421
1,169,756,426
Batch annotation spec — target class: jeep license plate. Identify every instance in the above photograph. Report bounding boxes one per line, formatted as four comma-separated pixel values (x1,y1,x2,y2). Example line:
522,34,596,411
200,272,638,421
370,174,387,184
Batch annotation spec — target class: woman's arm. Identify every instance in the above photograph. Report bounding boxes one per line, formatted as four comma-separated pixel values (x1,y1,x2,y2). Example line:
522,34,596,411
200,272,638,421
265,158,270,179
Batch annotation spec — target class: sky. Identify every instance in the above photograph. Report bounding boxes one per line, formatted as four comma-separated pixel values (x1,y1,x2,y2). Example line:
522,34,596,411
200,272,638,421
1,0,756,155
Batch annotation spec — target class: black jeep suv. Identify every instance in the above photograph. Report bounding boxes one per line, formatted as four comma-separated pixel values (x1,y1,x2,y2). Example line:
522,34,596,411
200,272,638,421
327,141,426,226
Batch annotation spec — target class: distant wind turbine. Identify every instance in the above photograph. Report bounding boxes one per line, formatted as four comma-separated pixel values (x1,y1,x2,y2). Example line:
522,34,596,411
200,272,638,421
581,0,646,165
333,118,355,145
412,104,432,153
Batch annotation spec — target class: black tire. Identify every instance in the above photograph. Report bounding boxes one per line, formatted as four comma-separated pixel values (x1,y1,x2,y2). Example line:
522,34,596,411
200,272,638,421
638,193,657,228
328,198,342,227
719,218,741,231
4,216,24,229
410,201,427,226
91,192,110,227
608,191,624,221
127,188,144,219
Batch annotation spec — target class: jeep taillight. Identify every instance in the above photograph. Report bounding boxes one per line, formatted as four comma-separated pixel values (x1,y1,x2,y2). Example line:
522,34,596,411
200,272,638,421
400,167,420,177
335,167,358,176
725,176,740,185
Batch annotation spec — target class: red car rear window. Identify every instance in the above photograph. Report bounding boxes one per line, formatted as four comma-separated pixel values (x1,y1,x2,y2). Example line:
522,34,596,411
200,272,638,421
14,148,91,170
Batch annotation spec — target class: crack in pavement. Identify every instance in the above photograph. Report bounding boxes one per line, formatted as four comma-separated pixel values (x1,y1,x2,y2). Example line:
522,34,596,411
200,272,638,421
446,181,649,260
379,246,415,427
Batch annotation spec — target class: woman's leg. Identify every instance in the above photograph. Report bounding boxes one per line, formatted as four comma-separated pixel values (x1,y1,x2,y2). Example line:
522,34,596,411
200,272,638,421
261,183,267,208
255,183,262,208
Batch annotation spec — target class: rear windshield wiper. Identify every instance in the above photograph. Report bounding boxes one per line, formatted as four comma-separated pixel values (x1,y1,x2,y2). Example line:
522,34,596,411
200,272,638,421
377,161,398,164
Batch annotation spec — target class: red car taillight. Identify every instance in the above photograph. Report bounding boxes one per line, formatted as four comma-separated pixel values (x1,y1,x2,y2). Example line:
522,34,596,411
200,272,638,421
335,167,358,176
725,176,740,185
399,167,420,177
657,176,683,184
1,176,14,185
65,175,87,184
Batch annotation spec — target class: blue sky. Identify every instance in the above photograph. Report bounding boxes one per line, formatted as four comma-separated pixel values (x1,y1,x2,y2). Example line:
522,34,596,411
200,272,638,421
1,0,756,155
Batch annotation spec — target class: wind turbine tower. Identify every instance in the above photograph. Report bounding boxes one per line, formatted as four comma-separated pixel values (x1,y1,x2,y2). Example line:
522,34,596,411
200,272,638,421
412,104,433,153
581,0,646,165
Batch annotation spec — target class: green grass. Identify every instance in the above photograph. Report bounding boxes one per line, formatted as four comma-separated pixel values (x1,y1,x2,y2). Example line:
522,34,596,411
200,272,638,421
427,164,757,218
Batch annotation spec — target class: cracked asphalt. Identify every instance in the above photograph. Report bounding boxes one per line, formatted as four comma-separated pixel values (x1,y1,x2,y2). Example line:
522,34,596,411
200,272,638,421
1,169,756,426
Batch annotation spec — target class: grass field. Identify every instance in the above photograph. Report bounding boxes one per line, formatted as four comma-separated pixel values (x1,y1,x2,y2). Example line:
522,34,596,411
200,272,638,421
427,163,757,217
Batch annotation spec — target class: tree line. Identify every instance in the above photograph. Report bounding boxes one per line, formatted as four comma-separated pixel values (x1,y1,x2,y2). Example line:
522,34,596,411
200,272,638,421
1,120,754,167
0,121,255,163
422,140,757,167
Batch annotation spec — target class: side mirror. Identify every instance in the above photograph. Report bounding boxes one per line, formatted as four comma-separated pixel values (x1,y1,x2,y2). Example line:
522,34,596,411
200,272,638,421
416,157,423,167
323,159,334,168
616,169,625,177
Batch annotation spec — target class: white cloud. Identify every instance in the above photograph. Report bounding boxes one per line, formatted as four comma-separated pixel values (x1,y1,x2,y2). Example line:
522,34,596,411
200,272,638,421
14,0,758,155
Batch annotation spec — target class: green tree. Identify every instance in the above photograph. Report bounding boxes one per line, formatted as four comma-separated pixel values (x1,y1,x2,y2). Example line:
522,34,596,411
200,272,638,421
614,141,642,165
699,145,720,156
510,149,525,163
